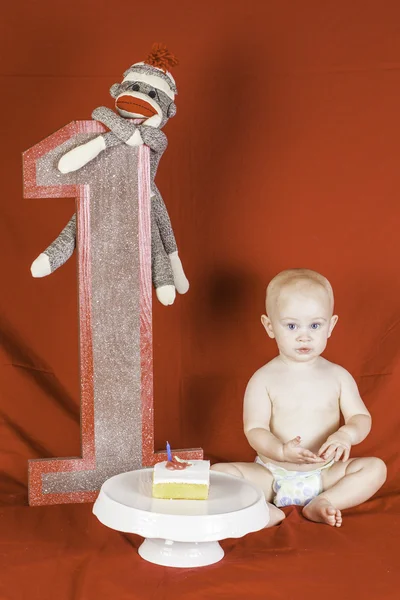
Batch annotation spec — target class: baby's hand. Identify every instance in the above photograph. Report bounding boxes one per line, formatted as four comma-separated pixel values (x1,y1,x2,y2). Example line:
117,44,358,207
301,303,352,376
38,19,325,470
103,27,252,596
282,436,325,464
318,431,352,462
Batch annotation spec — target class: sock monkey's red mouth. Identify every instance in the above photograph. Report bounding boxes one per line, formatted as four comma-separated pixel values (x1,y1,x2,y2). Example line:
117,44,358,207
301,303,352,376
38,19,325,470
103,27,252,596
116,95,157,117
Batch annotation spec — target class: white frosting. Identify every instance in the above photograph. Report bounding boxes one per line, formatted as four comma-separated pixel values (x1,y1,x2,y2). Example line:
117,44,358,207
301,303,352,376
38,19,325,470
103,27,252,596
153,459,210,485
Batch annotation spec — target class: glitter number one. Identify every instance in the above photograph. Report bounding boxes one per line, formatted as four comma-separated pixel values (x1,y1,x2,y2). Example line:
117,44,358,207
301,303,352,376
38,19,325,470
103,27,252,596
23,121,202,506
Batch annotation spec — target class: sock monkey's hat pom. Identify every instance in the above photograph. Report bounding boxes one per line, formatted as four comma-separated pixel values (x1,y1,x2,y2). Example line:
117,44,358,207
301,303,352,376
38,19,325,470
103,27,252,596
123,44,178,99
145,43,179,73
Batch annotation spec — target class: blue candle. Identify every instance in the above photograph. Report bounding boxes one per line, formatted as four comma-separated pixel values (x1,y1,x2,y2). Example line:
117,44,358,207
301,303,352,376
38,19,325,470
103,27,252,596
166,441,172,461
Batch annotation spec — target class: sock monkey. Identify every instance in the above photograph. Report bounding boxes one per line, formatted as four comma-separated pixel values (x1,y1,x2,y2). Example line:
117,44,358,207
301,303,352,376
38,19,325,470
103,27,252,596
31,45,189,306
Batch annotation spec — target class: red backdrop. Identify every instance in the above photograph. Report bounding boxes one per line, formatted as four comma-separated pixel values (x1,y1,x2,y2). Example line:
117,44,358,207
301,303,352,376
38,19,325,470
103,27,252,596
1,1,400,598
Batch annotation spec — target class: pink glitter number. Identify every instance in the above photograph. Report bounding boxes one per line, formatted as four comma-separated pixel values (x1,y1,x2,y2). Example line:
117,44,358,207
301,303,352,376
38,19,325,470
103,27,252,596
23,121,202,506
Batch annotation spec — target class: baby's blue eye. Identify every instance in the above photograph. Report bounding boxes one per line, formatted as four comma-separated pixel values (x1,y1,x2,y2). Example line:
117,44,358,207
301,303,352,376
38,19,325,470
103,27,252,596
287,324,297,330
310,323,320,329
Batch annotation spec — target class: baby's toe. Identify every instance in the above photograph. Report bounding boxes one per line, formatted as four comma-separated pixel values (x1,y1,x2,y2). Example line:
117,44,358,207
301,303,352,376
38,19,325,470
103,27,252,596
323,509,336,525
326,507,337,524
335,510,342,527
327,515,336,527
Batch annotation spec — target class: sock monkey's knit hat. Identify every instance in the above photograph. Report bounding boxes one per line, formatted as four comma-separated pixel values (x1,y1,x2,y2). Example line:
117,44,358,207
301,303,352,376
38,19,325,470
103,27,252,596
123,44,179,101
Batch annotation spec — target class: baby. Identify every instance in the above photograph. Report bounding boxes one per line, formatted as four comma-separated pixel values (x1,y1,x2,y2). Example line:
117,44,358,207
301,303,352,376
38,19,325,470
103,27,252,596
212,268,387,527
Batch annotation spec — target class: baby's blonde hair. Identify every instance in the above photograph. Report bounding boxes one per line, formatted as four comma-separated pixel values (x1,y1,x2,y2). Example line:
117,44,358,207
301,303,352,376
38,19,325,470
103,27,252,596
266,268,334,316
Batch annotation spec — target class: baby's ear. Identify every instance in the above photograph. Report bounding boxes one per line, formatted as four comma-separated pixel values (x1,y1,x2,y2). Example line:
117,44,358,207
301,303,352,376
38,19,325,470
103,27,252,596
328,314,339,338
261,315,275,338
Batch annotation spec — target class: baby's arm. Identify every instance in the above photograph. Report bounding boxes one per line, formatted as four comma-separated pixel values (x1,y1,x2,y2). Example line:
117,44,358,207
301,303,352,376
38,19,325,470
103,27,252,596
338,368,371,442
318,367,371,461
244,371,283,461
244,370,324,464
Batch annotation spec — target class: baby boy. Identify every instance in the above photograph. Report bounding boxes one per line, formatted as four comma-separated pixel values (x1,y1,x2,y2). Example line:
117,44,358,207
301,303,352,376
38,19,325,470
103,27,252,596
212,269,387,527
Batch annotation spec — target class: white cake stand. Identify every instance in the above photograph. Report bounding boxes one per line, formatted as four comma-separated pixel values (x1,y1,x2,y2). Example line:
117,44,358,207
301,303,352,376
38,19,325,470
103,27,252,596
93,468,269,568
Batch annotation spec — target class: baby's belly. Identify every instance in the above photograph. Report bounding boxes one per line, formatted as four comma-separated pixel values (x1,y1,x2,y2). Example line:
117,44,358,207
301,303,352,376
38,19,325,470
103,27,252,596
259,411,340,472
259,456,332,472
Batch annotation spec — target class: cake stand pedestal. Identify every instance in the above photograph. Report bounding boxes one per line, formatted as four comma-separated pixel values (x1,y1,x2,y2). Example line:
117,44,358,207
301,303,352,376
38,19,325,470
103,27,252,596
93,468,269,568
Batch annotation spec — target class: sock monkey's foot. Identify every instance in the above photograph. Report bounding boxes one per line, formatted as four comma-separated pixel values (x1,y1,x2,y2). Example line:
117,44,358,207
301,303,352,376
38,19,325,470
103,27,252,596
169,252,189,294
156,285,176,306
31,253,51,278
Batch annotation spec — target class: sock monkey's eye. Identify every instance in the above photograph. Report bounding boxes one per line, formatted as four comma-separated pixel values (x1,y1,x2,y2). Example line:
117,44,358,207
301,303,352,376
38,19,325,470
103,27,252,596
148,90,156,98
130,84,140,91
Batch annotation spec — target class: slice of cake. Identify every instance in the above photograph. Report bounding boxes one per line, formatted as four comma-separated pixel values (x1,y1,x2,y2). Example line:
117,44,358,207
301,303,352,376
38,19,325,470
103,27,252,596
152,457,210,500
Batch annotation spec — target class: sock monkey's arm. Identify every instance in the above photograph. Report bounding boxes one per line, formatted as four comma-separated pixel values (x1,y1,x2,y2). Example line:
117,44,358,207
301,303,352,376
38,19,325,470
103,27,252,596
138,126,168,154
58,128,123,173
92,107,137,143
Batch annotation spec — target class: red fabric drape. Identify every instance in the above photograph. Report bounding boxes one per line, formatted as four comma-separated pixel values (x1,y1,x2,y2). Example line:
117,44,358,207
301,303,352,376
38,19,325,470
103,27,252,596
1,1,400,598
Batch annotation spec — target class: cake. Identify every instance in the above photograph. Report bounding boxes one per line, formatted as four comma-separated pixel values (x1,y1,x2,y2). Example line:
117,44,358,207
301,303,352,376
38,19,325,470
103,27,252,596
152,456,210,499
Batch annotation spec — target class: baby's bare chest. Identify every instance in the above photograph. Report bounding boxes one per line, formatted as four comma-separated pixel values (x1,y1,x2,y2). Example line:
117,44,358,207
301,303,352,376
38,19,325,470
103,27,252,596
268,372,340,414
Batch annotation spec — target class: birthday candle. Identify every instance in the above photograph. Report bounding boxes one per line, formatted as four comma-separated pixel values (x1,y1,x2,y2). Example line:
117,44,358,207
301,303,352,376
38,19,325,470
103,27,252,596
166,441,172,461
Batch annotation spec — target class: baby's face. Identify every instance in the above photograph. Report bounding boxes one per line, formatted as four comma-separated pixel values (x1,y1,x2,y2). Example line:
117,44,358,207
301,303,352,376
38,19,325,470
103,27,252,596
262,286,338,363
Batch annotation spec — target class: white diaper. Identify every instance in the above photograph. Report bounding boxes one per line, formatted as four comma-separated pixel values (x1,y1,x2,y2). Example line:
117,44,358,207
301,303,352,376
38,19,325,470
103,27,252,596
255,456,334,507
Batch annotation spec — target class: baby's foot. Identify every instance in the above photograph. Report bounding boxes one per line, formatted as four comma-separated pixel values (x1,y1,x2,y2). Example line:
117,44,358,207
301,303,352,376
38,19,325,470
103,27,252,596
302,497,342,527
267,505,286,527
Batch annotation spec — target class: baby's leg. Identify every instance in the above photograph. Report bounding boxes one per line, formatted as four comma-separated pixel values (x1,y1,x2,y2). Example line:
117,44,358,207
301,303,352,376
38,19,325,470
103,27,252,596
303,457,387,527
211,462,285,526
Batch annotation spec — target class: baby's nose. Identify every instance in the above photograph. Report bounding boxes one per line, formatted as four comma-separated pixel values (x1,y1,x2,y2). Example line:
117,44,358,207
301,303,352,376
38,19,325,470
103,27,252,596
297,330,311,341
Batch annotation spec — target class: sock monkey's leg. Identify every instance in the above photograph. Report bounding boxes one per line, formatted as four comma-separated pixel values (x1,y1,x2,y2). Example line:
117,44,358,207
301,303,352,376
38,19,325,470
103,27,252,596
31,214,77,277
152,192,189,294
152,192,177,254
151,205,176,306
168,251,189,294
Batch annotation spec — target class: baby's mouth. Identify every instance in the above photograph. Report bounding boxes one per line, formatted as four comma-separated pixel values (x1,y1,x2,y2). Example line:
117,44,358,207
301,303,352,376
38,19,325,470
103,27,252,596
296,347,312,354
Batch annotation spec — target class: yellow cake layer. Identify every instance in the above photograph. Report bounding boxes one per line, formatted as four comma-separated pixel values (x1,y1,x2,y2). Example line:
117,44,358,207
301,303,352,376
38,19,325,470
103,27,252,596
152,482,209,500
